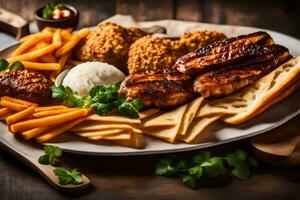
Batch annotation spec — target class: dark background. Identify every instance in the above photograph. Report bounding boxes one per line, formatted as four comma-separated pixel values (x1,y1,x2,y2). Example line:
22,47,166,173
0,1,300,200
0,0,299,38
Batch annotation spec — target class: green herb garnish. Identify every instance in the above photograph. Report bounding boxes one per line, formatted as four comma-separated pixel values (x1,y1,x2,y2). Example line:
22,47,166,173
51,82,143,118
155,149,258,189
38,145,62,166
53,168,83,185
42,3,63,19
0,59,23,72
38,145,83,185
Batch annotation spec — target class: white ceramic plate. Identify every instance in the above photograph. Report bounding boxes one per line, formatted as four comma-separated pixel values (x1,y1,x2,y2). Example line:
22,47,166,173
0,19,300,156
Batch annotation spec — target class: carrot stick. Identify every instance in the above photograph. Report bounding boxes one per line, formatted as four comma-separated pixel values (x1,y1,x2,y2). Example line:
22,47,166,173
35,116,89,143
10,109,90,133
6,105,36,125
0,107,11,117
22,126,52,140
34,105,68,112
1,96,37,106
0,100,29,111
33,108,79,118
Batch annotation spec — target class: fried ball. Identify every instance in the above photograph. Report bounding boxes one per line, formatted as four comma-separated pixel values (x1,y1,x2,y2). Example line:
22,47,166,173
76,22,147,73
179,30,227,52
127,36,186,74
128,31,227,74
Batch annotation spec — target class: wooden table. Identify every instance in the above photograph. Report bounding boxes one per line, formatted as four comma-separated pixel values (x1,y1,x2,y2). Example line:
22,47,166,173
0,0,300,199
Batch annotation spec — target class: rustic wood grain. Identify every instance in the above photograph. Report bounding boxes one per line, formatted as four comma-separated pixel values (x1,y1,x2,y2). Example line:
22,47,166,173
117,0,175,20
0,0,300,199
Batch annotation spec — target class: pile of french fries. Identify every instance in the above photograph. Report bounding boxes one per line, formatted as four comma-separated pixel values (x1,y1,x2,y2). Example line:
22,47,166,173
0,96,91,143
7,27,87,81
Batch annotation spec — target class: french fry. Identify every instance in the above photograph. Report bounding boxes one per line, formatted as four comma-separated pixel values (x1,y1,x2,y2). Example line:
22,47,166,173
55,28,90,57
33,108,80,118
0,107,11,117
7,42,62,63
35,105,68,112
41,27,55,33
6,105,36,125
52,29,62,44
40,54,57,63
0,100,29,111
22,61,61,71
12,32,53,56
59,52,71,69
22,126,52,140
61,29,72,41
35,116,88,143
27,41,48,52
1,96,36,107
67,59,83,66
10,108,90,133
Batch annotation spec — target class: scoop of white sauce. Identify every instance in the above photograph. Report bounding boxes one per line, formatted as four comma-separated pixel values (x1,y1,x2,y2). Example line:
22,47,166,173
62,61,126,96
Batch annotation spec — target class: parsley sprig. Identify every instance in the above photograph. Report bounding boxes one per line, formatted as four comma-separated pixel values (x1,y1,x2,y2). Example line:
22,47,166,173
38,145,83,185
51,82,143,118
38,145,61,166
42,3,63,19
0,59,24,72
155,149,258,189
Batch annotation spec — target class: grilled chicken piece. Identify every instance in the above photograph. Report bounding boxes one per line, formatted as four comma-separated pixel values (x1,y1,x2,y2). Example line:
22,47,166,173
119,70,194,108
174,31,275,74
0,69,53,104
193,44,292,97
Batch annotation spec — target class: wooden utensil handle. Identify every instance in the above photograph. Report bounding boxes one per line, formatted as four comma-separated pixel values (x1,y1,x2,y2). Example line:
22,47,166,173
0,8,30,39
0,141,90,191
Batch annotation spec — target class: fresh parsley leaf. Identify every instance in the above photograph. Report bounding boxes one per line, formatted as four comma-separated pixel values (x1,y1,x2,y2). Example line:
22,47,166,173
192,151,211,164
182,175,197,189
53,168,82,185
38,145,62,166
51,85,66,100
119,98,143,118
42,3,54,19
155,149,258,189
188,165,202,179
0,59,9,71
9,61,24,71
92,102,115,116
201,157,226,178
155,158,175,176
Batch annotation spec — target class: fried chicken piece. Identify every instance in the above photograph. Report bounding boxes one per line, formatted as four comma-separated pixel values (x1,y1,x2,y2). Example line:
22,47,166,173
128,31,227,74
119,70,194,108
0,69,53,104
76,22,147,73
193,44,292,97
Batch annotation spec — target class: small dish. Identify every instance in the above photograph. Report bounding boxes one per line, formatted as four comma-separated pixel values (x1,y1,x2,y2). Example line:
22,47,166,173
34,4,79,31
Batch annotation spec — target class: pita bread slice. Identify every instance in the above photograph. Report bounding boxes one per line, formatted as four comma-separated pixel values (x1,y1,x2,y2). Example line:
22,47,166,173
70,122,142,133
176,115,222,143
142,104,188,143
223,57,300,124
178,97,204,135
139,108,160,119
74,129,124,137
88,132,132,140
114,133,145,149
87,114,141,124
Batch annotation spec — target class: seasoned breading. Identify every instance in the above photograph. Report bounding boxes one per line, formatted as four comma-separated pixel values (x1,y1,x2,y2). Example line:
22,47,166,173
76,22,147,73
128,30,227,74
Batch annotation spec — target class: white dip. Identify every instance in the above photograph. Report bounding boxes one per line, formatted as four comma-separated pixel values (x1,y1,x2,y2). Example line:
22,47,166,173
62,61,126,96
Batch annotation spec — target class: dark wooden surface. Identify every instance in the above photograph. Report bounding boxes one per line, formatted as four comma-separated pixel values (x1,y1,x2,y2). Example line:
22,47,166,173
0,0,300,199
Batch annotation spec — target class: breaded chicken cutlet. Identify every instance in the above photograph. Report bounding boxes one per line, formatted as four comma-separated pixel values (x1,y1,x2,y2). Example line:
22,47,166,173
76,22,147,73
127,31,227,74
